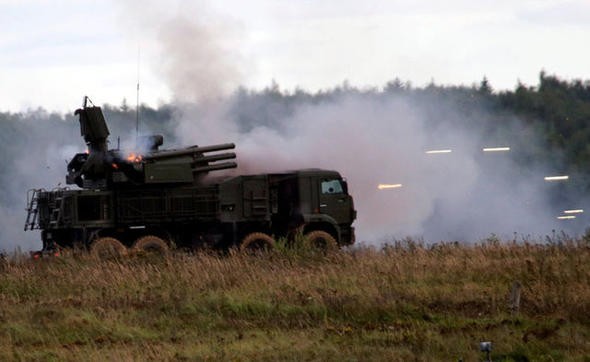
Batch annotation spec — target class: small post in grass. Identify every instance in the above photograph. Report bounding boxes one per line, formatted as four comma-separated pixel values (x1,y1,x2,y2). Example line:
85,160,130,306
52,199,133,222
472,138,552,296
509,281,522,315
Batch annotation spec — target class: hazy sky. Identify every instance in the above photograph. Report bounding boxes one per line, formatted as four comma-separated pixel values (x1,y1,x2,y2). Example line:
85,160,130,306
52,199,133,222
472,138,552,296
1,0,589,112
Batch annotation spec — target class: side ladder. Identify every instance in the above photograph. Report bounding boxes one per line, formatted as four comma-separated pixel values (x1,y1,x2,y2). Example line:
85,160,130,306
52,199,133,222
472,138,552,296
24,189,41,231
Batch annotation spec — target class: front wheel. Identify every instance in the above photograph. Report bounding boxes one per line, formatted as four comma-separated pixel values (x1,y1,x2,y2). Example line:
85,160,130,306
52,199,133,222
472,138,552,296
304,230,338,252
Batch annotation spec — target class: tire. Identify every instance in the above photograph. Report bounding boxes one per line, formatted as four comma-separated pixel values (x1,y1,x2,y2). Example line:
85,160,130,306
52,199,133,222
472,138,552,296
132,235,169,255
304,230,338,252
240,232,276,253
91,237,128,259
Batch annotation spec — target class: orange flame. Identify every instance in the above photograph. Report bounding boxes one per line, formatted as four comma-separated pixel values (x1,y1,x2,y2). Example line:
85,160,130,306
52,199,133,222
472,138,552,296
127,153,143,163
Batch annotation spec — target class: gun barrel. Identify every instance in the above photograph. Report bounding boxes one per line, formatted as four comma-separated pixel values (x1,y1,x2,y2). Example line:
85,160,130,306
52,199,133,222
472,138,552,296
192,152,236,165
192,162,237,173
143,143,236,161
193,143,236,153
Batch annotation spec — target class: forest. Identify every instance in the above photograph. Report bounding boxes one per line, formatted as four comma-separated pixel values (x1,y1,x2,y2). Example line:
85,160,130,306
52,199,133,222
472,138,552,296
3,71,589,181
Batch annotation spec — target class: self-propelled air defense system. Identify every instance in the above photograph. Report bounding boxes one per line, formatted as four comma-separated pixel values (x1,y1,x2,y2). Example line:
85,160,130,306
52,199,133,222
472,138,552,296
25,98,356,256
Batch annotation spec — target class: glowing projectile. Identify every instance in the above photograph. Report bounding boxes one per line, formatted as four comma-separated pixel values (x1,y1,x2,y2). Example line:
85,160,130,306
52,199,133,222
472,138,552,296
564,209,584,214
557,215,576,220
544,175,569,181
483,147,510,152
425,149,452,154
378,184,403,190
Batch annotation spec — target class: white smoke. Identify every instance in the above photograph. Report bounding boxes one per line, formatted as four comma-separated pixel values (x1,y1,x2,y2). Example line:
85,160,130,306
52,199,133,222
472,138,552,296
130,1,585,244
0,111,81,252
172,91,582,244
117,0,245,105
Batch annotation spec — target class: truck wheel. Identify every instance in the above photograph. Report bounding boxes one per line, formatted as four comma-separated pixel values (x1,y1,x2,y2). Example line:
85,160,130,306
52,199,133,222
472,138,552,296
91,237,128,259
132,235,169,255
240,232,276,253
305,231,338,252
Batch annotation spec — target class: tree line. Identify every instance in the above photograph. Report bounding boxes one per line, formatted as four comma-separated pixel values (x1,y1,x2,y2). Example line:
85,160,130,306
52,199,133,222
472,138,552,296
1,71,589,204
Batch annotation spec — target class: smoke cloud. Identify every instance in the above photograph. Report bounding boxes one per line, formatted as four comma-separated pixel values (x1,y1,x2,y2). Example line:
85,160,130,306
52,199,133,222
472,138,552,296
0,111,80,252
173,91,584,244
142,2,587,244
118,0,245,104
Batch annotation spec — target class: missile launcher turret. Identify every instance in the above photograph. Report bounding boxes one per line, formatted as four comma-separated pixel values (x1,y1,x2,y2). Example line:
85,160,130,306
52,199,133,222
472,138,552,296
65,97,236,189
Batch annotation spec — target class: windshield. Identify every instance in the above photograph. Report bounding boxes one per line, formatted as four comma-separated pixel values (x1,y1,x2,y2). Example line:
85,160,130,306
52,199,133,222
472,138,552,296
321,179,344,194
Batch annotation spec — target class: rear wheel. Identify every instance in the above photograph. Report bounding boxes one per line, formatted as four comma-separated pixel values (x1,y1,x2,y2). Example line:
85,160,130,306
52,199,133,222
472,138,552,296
91,237,127,259
132,235,169,255
240,232,276,253
304,230,338,252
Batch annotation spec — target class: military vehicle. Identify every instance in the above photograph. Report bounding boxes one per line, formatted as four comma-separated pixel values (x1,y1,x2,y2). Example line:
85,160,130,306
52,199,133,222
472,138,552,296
24,97,356,256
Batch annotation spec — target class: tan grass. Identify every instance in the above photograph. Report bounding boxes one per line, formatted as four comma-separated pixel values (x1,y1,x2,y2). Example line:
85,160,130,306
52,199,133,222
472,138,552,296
1,238,589,360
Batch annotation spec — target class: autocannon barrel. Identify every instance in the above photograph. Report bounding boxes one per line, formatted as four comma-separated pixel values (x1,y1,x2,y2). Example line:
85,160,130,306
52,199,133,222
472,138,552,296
191,152,236,165
192,162,238,173
192,143,236,153
143,143,236,161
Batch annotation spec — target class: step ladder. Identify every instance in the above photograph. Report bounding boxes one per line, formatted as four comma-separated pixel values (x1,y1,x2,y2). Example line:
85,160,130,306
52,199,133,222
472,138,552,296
24,189,40,231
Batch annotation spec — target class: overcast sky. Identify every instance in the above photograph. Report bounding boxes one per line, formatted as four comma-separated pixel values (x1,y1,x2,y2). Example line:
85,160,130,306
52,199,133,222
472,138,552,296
1,0,589,112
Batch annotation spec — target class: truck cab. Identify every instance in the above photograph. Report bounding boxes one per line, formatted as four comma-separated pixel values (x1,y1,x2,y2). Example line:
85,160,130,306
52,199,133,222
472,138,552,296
217,169,356,246
292,169,356,245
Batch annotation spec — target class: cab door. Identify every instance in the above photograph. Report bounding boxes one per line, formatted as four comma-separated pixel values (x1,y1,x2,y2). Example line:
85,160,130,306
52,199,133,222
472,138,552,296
318,178,353,224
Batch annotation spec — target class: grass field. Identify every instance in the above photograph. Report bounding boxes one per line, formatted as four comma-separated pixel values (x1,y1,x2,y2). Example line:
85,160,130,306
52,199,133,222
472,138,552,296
1,237,590,361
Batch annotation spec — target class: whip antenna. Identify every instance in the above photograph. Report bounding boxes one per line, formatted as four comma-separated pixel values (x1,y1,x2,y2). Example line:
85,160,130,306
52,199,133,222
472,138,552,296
135,45,140,144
